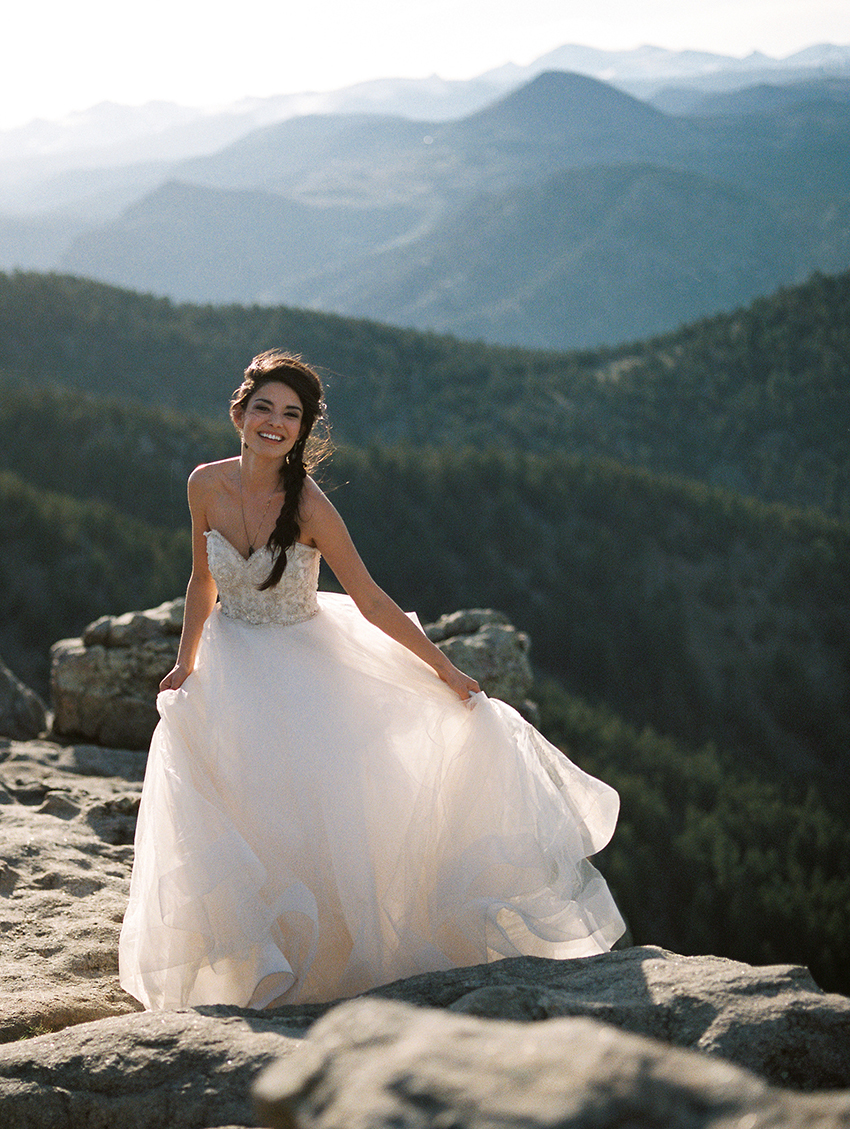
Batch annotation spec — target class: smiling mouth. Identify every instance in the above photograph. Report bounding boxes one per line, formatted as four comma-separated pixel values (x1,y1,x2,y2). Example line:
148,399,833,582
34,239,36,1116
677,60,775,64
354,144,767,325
258,432,284,442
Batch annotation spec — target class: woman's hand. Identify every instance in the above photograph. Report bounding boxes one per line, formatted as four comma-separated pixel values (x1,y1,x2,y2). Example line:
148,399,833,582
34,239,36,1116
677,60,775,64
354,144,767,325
160,663,192,692
438,663,481,702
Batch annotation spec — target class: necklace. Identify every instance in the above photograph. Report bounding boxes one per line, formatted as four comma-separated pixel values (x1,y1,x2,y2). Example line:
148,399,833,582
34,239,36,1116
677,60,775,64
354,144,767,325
239,466,277,556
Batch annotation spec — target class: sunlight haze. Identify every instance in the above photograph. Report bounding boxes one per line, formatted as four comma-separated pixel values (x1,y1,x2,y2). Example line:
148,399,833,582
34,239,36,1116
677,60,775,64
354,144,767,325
1,0,847,130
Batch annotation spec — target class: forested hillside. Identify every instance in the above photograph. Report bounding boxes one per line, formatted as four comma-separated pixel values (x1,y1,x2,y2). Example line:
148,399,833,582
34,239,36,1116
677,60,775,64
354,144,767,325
535,681,850,995
2,380,847,801
0,471,188,691
326,447,850,789
0,267,848,516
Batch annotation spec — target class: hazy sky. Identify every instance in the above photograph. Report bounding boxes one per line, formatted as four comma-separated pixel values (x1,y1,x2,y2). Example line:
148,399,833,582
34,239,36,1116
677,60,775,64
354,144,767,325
2,0,847,129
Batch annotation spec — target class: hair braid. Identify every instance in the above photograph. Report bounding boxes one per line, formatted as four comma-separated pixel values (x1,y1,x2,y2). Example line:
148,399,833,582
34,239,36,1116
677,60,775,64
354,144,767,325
259,438,309,590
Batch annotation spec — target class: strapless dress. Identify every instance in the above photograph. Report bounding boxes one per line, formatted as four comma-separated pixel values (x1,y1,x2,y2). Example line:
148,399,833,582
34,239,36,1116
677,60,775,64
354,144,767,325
118,530,624,1009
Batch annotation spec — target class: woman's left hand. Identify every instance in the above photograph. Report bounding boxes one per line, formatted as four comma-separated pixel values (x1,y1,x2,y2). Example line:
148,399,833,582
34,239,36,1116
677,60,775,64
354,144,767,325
439,664,481,701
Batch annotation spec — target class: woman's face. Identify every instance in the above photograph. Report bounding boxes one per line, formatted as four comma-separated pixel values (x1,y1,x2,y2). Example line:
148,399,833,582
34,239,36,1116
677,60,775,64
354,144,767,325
237,381,305,460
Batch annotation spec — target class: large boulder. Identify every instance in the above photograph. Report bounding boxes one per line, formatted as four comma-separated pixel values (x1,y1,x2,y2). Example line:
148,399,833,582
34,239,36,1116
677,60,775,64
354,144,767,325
50,599,184,749
425,608,534,713
358,947,850,1091
1,951,849,1129
255,997,850,1129
0,656,47,740
0,1009,305,1129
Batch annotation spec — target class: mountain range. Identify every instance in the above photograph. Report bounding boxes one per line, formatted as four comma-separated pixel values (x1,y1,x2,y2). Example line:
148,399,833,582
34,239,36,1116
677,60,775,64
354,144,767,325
3,42,848,165
2,44,850,349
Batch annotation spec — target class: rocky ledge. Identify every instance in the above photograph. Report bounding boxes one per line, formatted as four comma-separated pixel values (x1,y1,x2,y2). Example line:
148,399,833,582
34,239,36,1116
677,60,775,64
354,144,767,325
1,736,849,1129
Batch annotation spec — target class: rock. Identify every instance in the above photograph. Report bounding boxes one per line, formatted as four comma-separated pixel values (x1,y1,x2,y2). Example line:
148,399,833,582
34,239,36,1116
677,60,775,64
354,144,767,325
82,602,185,648
343,947,850,1092
2,735,850,1128
50,598,184,750
425,609,534,713
255,997,850,1129
0,656,48,739
417,948,850,1091
3,953,849,1129
0,1008,305,1129
0,738,147,1041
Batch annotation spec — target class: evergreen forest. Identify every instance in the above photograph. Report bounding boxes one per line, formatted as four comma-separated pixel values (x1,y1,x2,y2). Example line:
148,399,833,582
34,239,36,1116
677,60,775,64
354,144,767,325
0,268,847,995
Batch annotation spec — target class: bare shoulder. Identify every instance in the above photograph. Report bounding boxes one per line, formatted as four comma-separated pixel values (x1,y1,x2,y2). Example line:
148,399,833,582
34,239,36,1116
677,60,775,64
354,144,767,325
300,475,331,511
301,476,343,520
299,477,345,543
189,458,238,495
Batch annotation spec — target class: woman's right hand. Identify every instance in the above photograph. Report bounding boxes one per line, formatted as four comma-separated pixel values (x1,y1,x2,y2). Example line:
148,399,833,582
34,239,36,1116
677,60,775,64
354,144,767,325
160,663,192,691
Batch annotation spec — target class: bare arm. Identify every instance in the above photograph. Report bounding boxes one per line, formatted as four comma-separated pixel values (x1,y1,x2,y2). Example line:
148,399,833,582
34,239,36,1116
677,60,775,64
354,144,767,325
159,468,219,691
301,481,480,700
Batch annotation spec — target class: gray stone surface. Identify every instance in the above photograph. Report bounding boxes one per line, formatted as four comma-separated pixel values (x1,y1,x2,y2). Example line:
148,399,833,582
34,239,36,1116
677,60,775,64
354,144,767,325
50,598,185,749
255,997,850,1129
0,1008,304,1129
0,738,146,1041
2,737,850,1129
362,947,850,1091
0,656,47,739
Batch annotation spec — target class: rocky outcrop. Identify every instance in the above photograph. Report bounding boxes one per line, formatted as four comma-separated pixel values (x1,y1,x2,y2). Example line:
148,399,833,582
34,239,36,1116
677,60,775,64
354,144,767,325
2,738,849,1129
358,947,850,1090
256,996,850,1129
425,608,534,712
0,1009,305,1129
0,656,47,739
1,945,849,1128
49,601,534,749
50,599,185,749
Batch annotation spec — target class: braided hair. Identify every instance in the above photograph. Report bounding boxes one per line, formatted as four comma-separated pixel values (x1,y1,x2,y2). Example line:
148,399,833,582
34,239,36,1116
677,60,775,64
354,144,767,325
229,350,330,590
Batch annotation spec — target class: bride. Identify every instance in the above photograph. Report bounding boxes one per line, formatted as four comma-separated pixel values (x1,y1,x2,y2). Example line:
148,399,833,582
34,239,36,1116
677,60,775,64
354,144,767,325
119,349,625,1010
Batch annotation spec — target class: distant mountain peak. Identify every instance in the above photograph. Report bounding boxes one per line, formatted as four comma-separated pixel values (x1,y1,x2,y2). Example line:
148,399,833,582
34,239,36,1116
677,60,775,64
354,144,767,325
464,70,666,137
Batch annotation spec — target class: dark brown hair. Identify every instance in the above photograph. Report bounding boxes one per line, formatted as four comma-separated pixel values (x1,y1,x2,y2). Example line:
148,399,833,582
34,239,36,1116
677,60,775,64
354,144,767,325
230,350,330,589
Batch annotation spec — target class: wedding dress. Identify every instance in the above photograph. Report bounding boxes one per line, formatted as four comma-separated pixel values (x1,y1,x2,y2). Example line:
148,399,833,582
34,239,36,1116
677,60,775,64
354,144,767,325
118,529,625,1010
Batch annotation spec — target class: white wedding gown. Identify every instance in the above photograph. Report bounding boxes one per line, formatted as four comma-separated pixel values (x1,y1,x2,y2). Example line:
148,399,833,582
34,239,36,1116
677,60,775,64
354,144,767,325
119,530,625,1010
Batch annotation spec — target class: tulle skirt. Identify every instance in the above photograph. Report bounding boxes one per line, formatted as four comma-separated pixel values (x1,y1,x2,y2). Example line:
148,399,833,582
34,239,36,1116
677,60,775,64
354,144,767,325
118,593,625,1009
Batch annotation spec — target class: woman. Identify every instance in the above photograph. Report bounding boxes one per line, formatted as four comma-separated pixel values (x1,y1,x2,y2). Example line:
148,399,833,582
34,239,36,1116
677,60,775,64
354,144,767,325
119,349,624,1010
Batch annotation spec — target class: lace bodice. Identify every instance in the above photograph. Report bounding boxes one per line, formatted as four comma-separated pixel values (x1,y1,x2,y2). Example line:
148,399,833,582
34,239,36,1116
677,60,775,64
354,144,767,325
205,529,321,626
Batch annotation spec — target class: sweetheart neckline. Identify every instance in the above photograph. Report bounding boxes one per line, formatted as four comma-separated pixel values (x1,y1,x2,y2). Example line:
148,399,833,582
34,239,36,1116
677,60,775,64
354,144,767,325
205,528,319,564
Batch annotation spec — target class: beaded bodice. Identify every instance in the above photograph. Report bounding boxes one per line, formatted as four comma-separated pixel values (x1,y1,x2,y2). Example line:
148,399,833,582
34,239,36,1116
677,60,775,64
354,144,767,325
205,529,321,626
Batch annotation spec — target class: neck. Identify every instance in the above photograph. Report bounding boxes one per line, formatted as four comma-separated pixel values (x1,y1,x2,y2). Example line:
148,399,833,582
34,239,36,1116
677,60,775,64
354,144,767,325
239,449,282,494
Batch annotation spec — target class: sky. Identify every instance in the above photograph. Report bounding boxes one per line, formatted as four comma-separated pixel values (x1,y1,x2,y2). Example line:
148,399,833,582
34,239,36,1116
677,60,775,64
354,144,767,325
1,0,847,130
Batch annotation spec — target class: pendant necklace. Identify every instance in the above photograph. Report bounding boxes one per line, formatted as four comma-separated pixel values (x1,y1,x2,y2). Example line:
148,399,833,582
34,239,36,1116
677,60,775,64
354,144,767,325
239,466,276,557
